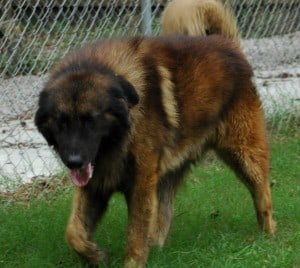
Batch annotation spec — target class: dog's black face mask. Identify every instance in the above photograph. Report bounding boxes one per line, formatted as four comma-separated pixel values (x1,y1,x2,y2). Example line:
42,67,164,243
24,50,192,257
35,72,139,187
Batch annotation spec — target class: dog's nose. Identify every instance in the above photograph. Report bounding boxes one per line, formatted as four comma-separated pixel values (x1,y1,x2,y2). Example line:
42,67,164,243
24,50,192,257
66,154,83,169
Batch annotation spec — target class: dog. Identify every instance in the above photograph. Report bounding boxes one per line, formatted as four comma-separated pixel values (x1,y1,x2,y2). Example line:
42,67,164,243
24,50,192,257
161,0,240,46
35,35,275,267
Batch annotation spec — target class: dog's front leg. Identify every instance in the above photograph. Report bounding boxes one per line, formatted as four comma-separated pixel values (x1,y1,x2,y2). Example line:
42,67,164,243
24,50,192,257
124,172,159,268
65,184,112,265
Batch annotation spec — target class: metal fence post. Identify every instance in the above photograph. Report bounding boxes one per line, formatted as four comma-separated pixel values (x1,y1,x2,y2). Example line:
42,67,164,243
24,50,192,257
141,0,152,35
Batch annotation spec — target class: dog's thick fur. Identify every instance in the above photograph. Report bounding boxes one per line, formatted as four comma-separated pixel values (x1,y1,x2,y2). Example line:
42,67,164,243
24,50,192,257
161,0,240,45
35,36,275,267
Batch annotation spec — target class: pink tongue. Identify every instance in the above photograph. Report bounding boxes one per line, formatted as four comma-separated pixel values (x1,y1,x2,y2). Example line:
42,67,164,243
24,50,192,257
69,163,92,187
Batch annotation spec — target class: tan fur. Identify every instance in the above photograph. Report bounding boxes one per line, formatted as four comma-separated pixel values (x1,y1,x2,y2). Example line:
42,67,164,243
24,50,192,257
65,188,110,264
36,36,275,268
161,0,240,46
157,66,179,128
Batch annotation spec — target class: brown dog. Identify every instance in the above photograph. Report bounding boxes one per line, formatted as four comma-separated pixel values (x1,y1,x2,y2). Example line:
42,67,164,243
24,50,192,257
35,35,275,267
161,0,240,45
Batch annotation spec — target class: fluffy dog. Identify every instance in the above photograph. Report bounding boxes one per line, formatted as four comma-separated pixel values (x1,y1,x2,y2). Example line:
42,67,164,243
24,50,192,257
35,35,275,267
161,0,240,45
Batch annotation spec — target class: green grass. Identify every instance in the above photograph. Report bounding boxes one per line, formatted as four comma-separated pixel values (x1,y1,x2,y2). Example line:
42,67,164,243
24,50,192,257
0,130,299,267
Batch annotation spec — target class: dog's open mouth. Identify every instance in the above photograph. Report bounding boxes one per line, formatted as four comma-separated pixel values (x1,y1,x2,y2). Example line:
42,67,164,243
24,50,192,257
69,162,93,187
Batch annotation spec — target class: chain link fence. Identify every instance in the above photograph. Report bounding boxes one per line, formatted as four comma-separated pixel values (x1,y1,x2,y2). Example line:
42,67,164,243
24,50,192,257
0,0,299,196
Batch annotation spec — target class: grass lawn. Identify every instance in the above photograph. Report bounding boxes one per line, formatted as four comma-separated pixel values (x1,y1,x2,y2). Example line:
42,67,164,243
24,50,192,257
0,130,299,267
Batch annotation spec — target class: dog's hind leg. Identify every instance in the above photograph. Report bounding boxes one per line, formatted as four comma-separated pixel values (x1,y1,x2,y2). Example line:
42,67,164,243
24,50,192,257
215,105,276,235
151,180,175,247
150,162,191,247
65,184,112,265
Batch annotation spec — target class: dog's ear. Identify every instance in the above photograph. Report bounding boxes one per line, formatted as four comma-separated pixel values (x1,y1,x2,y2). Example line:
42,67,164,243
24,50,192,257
117,75,139,108
35,91,56,147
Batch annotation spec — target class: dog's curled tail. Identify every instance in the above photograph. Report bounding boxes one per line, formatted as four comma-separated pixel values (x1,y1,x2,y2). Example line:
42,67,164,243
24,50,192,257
161,0,240,46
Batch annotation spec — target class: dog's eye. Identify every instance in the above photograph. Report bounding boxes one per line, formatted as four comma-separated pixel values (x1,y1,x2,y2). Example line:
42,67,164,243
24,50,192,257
109,87,123,99
81,113,100,127
82,114,94,122
57,114,69,129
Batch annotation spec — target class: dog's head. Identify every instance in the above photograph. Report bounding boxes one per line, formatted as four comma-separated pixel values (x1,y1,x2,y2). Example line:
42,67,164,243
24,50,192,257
35,71,139,187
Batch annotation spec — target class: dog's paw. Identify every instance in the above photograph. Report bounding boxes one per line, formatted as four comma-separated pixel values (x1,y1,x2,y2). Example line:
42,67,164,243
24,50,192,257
81,246,110,266
266,219,277,235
